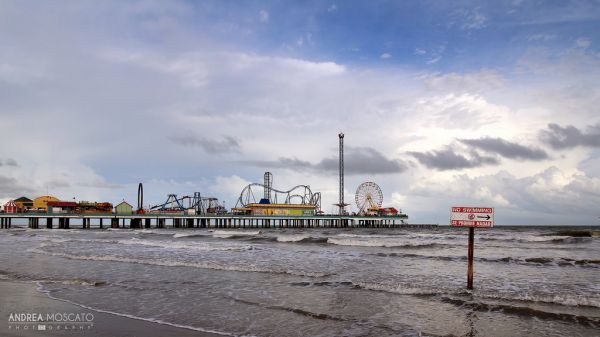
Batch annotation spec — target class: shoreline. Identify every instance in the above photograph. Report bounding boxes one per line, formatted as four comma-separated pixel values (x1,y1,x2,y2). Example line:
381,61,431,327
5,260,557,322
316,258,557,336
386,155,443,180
0,280,225,337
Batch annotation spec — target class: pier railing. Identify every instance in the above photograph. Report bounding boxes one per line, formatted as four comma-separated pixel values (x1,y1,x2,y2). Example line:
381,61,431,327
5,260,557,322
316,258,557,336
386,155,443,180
0,213,435,229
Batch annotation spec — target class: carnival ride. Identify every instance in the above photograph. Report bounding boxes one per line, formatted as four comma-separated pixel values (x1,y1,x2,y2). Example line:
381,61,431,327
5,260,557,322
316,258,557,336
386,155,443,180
355,181,384,215
234,172,321,211
149,192,226,215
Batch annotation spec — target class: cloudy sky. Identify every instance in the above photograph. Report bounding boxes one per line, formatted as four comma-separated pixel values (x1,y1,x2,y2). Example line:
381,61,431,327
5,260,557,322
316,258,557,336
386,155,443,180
1,1,599,225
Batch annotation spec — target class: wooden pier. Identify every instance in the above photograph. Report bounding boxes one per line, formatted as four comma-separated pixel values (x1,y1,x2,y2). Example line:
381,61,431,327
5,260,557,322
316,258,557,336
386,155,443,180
0,213,436,230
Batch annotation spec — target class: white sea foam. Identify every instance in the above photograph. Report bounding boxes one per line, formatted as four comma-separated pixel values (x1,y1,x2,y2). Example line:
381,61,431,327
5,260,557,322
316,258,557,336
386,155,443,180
30,249,327,277
477,292,600,308
353,281,459,296
479,234,574,243
520,235,573,242
327,237,437,248
353,281,600,308
117,238,250,252
276,234,311,242
212,230,261,238
354,279,600,308
335,233,401,239
137,229,175,236
37,236,250,252
173,232,208,239
44,237,119,245
46,238,70,244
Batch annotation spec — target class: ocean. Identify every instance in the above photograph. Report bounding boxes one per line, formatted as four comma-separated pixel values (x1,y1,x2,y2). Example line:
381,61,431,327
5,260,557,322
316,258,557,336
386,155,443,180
0,226,599,337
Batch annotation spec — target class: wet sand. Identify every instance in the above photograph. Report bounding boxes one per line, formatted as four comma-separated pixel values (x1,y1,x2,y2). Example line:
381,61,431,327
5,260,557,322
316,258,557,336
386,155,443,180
0,281,222,337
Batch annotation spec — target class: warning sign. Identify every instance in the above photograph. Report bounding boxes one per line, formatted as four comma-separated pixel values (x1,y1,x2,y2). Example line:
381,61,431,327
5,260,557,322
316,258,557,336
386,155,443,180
450,207,494,228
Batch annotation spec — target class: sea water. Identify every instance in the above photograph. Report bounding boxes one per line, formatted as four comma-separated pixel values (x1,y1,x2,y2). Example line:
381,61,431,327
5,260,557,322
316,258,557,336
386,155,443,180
0,226,598,336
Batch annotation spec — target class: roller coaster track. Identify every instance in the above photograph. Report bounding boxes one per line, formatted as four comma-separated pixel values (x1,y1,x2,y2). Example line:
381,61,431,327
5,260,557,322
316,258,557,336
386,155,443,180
149,192,225,215
235,183,321,211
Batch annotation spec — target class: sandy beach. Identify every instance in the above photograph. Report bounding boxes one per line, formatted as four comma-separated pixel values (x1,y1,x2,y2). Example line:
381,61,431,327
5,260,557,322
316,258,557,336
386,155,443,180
0,280,222,337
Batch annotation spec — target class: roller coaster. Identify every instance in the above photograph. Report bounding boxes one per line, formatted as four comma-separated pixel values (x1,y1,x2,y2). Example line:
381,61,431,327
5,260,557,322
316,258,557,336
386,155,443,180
234,172,321,211
148,192,226,215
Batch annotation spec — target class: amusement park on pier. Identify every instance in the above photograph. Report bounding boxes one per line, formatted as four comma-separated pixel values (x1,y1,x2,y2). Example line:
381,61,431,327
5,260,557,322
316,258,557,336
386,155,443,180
0,134,421,230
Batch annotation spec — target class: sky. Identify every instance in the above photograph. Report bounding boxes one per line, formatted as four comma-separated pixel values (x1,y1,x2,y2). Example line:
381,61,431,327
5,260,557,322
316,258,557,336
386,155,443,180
0,0,599,225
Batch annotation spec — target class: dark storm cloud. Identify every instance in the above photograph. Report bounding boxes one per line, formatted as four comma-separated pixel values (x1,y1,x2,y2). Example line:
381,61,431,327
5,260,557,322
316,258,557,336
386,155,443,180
0,158,18,167
246,157,315,170
169,134,241,154
409,148,499,170
317,147,407,174
459,137,549,160
539,123,600,149
246,147,406,175
0,175,33,198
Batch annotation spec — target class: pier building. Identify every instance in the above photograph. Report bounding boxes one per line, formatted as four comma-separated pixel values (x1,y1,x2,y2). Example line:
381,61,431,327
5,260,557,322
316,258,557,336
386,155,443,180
115,201,133,214
14,197,33,211
32,195,59,212
47,201,77,214
3,200,18,213
235,202,317,216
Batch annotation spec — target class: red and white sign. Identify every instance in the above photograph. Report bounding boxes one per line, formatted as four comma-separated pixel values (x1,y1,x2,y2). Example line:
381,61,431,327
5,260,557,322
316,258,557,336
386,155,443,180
450,207,494,228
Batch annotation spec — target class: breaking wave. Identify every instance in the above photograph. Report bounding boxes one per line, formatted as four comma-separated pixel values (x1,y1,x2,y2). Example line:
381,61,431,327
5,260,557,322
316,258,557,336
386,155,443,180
475,292,600,309
552,230,600,238
371,251,600,268
172,232,209,239
327,237,443,248
478,256,600,267
30,248,329,278
298,278,600,309
118,238,252,252
440,296,600,327
276,235,328,244
212,230,261,239
479,234,590,243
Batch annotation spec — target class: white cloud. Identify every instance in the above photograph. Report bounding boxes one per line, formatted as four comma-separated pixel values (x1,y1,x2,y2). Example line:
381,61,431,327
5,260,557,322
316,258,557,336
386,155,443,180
454,7,487,31
575,37,591,48
259,9,269,23
422,70,505,92
414,48,426,55
527,34,556,42
327,4,337,13
380,53,392,59
426,56,442,64
102,50,346,90
408,166,600,223
210,176,252,206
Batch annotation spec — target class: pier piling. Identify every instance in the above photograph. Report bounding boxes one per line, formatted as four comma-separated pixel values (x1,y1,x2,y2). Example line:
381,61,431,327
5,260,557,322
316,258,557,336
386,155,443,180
0,214,432,230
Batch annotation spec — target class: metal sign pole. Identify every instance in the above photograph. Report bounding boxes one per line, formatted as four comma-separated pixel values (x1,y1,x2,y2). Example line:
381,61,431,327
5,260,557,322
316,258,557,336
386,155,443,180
467,227,474,289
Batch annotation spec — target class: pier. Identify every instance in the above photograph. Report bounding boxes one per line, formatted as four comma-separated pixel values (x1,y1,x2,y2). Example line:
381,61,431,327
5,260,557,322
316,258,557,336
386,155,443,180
0,214,436,230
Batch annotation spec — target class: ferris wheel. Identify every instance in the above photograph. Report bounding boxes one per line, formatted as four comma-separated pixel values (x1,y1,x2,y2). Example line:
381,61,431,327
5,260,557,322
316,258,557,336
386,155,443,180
355,182,383,214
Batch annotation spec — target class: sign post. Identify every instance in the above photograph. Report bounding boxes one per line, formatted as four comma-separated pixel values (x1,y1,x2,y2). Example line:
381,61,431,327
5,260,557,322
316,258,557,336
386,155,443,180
450,207,494,289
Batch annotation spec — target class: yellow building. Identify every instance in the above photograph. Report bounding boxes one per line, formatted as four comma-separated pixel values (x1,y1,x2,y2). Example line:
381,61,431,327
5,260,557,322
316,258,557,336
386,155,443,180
238,203,316,216
33,195,60,211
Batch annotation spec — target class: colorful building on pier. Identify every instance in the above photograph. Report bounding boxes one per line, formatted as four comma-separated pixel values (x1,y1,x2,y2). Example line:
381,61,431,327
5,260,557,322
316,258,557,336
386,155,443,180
47,201,77,214
14,197,33,212
32,195,60,212
3,200,18,213
234,203,317,216
77,201,113,214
